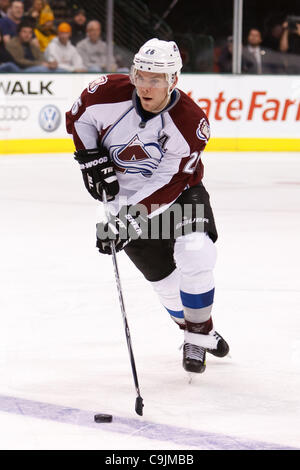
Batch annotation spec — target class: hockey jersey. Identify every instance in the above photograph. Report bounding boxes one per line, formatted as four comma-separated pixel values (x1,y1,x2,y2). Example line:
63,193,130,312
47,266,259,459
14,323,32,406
66,74,210,217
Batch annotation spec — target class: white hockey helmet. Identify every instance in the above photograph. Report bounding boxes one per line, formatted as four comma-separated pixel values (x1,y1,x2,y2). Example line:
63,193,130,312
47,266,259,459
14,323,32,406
131,38,183,92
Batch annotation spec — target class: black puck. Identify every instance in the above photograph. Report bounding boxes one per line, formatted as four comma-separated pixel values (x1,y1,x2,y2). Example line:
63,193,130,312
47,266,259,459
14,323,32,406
94,413,113,423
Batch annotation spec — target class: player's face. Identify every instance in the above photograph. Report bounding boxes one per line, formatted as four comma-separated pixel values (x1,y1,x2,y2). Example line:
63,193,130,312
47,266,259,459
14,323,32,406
135,71,173,113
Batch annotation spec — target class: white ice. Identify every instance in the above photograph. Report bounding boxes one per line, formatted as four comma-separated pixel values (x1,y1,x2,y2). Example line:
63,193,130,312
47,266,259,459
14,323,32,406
0,151,299,450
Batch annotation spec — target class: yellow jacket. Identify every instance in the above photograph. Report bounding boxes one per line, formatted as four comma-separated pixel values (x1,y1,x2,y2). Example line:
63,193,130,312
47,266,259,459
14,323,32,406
34,28,56,52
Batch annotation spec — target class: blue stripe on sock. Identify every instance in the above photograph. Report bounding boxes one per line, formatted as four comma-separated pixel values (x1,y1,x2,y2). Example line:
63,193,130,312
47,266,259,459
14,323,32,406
180,288,215,309
165,307,184,319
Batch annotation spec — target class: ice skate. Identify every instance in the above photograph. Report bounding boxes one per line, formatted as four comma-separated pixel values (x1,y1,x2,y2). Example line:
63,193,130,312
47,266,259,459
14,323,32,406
182,342,206,374
206,330,230,358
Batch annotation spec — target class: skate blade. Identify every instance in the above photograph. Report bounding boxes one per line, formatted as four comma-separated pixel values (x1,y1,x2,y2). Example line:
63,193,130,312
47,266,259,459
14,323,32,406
186,371,203,384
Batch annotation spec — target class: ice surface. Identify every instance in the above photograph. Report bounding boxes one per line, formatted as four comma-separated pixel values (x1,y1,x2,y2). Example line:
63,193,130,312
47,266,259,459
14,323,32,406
0,152,299,450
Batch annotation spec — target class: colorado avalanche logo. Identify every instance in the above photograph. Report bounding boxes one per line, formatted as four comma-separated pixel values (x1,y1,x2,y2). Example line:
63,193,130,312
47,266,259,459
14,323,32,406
87,75,108,93
196,118,210,142
110,135,163,177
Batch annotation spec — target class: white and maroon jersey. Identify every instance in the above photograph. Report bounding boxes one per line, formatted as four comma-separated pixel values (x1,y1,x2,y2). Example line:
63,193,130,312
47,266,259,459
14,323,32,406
66,74,210,217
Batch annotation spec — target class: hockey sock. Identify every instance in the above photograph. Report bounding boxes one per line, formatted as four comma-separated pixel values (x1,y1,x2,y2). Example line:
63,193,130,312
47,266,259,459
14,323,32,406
150,269,186,329
174,232,216,335
180,288,214,334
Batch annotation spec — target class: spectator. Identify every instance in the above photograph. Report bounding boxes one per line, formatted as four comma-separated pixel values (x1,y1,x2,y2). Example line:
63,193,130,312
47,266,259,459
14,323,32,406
0,0,10,18
242,28,264,73
26,0,53,27
242,28,285,74
0,27,20,71
0,0,24,44
218,36,233,73
279,18,300,73
70,8,87,46
280,18,300,54
44,22,86,72
6,21,58,71
34,10,56,52
263,22,284,51
76,20,117,72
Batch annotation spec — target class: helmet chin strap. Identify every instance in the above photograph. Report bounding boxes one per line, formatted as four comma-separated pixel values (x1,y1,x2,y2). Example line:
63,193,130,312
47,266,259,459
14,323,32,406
167,74,178,97
167,83,175,96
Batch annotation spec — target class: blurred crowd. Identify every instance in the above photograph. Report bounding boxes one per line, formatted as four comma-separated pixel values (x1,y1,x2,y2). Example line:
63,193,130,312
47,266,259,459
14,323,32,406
216,20,300,74
0,0,121,73
0,0,300,74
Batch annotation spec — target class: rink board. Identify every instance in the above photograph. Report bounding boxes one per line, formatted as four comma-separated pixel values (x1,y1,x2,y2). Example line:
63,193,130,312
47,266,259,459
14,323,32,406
1,73,300,153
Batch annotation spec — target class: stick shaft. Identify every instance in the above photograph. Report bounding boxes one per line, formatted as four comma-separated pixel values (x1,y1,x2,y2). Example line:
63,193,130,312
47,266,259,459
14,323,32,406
102,191,142,398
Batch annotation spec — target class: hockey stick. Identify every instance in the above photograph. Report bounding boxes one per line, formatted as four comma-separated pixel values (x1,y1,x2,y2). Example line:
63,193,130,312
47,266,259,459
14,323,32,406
101,190,144,416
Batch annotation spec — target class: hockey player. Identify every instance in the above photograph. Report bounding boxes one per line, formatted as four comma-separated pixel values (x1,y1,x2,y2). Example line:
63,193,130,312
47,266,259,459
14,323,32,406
66,38,229,374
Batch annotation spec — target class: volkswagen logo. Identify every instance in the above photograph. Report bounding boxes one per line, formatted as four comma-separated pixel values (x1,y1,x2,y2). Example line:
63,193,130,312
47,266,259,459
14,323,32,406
39,105,61,132
0,106,29,121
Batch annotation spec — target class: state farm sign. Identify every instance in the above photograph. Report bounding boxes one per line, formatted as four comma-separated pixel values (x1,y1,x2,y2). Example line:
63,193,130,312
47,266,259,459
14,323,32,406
179,75,300,138
188,90,300,122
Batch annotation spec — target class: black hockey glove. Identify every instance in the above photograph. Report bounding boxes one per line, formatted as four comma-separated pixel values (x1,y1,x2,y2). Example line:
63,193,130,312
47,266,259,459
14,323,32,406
96,206,146,255
74,147,119,201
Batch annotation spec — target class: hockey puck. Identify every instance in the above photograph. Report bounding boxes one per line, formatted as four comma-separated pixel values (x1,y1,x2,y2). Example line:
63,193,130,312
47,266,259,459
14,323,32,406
94,413,113,423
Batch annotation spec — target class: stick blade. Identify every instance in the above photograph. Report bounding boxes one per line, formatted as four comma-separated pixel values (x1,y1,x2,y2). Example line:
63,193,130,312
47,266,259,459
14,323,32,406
135,396,144,416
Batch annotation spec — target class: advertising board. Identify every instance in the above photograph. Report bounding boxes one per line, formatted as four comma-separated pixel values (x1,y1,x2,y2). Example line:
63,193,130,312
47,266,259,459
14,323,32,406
1,73,299,153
